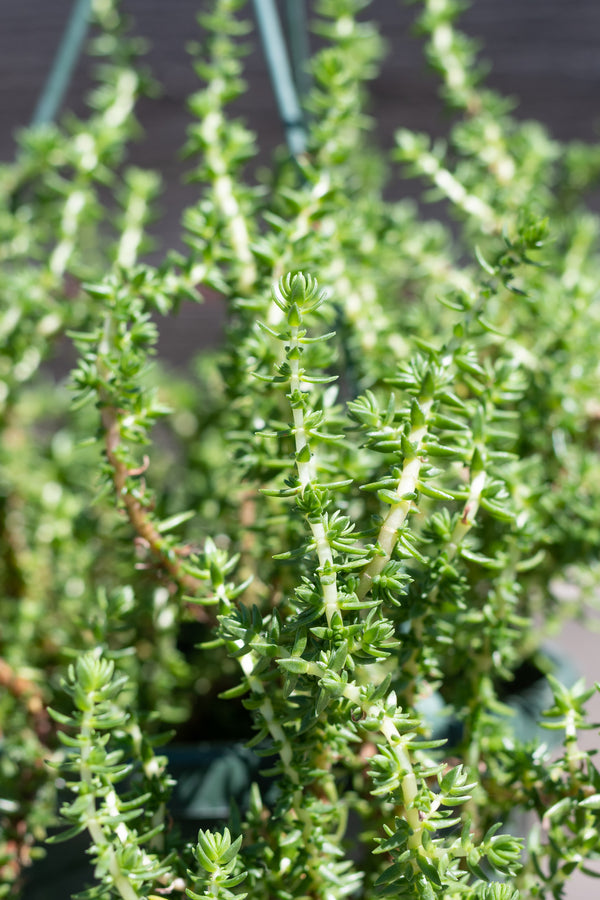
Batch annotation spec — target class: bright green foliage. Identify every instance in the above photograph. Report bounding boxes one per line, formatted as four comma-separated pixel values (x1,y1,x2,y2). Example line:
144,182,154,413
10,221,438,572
187,828,247,900
1,0,600,898
47,653,172,898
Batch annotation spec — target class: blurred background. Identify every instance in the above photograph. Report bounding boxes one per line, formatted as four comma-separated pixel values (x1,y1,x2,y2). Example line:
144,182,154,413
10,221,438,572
1,3,599,894
2,0,600,349
2,0,600,226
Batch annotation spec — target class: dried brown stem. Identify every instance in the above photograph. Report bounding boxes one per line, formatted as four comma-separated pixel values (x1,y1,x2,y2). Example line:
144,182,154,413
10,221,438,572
101,405,212,622
0,657,51,741
0,487,28,600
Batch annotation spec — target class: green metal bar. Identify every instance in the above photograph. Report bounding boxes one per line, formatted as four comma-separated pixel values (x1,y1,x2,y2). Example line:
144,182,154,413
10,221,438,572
31,0,92,126
251,0,307,157
284,0,311,101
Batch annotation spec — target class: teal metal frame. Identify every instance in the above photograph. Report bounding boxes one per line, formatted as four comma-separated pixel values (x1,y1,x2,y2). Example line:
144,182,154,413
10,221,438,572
31,0,92,126
33,0,310,157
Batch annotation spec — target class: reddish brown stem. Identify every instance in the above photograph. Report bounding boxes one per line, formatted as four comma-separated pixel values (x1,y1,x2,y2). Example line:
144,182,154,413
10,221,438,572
101,405,212,622
0,657,51,741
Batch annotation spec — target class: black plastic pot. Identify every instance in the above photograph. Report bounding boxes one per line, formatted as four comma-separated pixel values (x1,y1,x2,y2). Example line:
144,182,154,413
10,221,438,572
420,643,579,748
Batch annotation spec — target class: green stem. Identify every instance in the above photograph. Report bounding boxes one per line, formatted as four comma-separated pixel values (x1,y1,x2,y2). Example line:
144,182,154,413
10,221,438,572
50,187,87,276
117,186,150,268
80,711,142,900
418,152,498,231
288,324,340,627
357,398,435,600
201,109,257,293
340,680,422,858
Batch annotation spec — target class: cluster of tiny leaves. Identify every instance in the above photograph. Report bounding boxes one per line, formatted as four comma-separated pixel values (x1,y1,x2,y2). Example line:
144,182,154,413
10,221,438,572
1,0,600,899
